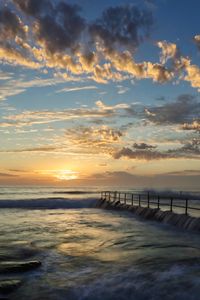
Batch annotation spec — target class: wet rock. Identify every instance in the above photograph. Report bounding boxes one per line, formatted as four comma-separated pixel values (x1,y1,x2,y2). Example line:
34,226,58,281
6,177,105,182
0,260,41,274
142,208,158,219
187,218,200,230
0,279,21,294
163,211,177,224
0,245,39,261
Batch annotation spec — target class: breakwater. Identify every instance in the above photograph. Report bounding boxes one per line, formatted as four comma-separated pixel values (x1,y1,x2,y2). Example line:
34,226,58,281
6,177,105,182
97,191,200,232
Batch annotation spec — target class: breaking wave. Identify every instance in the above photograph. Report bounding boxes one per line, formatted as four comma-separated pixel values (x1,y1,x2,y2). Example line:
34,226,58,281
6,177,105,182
0,197,98,209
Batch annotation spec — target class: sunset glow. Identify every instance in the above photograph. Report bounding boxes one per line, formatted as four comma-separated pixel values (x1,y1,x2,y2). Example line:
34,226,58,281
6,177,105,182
0,0,199,189
53,170,79,181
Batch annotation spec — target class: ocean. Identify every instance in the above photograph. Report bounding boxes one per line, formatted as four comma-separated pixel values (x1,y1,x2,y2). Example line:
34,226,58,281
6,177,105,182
0,187,200,300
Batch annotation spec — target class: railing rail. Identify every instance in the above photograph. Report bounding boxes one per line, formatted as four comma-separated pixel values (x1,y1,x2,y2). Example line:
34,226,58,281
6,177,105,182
100,191,200,216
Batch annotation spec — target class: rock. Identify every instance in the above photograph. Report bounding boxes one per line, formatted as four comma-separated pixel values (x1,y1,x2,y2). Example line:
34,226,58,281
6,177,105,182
0,279,21,294
0,245,39,261
0,260,41,274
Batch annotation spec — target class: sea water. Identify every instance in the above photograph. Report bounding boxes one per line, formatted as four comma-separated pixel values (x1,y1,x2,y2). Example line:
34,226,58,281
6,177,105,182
0,187,200,300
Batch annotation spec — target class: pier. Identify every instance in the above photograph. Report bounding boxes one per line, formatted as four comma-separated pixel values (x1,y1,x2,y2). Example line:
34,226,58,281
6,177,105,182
98,191,200,232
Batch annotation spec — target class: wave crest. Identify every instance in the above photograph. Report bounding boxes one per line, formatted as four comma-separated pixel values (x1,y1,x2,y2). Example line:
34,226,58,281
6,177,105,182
0,197,98,209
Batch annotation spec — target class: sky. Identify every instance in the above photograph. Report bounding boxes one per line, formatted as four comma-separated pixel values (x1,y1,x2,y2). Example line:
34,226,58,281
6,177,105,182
0,0,199,189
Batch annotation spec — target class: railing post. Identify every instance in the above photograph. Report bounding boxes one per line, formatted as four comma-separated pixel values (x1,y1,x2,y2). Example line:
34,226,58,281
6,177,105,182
124,193,127,204
119,192,121,203
170,197,173,212
109,192,111,202
131,194,134,206
185,199,188,215
114,191,117,202
138,194,141,206
157,195,160,209
147,192,150,208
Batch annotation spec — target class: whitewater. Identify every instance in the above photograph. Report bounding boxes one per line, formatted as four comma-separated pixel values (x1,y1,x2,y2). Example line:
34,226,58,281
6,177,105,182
0,187,200,299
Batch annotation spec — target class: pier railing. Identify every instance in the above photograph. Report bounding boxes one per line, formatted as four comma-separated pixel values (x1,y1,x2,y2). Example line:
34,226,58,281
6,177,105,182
100,191,200,216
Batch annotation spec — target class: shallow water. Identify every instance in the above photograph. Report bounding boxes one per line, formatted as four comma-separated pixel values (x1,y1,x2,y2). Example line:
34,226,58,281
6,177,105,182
0,204,200,299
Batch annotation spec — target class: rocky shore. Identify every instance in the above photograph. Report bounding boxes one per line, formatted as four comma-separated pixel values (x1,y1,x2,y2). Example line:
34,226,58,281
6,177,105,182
0,244,41,298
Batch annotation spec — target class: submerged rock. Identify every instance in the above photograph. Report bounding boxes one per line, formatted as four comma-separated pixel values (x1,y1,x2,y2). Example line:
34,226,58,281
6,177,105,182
0,260,41,274
0,245,40,261
0,279,21,294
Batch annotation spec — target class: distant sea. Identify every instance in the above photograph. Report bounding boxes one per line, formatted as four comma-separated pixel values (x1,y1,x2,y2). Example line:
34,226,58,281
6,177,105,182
0,186,200,300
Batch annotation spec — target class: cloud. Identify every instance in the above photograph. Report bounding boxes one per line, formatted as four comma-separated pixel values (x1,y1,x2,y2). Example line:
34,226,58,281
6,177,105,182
181,121,200,131
8,169,28,173
103,49,173,83
34,5,85,54
0,172,18,177
0,6,39,69
64,125,124,155
0,2,153,85
0,71,13,81
164,170,200,176
182,58,200,91
0,100,129,127
89,5,153,51
157,40,179,64
113,137,200,161
56,86,98,93
0,85,26,101
156,40,200,90
91,63,126,83
145,62,173,83
113,147,168,160
104,49,145,79
0,44,40,69
117,85,130,95
0,75,82,101
13,0,52,16
168,138,200,157
99,163,107,167
84,170,200,188
0,2,199,91
144,94,200,125
0,124,124,156
66,125,122,142
66,126,123,143
1,145,59,153
194,35,200,51
14,0,85,54
133,142,157,150
0,7,26,40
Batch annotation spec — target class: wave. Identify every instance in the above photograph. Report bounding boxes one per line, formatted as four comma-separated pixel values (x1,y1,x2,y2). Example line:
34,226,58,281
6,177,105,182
53,191,98,195
0,197,98,209
143,189,200,200
0,190,99,196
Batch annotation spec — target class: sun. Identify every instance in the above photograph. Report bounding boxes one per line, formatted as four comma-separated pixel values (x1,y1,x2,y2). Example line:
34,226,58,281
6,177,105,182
38,169,79,181
54,170,79,181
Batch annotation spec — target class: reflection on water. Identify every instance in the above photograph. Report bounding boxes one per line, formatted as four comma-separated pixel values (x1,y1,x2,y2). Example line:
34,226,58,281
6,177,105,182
0,207,200,300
